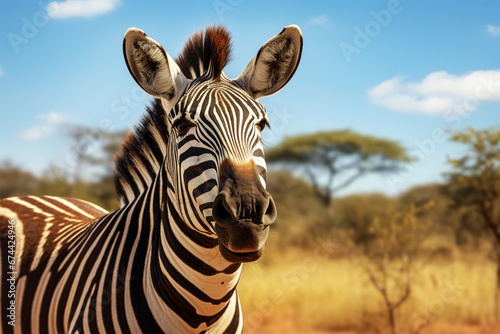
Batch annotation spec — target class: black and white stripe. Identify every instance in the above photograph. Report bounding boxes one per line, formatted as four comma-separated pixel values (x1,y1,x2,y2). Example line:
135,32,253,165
0,25,302,333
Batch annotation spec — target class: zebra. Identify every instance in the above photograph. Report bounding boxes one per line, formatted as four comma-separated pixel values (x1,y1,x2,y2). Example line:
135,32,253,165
0,25,302,333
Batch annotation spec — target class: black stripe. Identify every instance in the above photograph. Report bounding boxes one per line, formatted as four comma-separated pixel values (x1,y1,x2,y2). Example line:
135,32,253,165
192,179,217,199
179,147,214,164
183,161,217,185
102,232,123,333
130,187,164,334
162,206,220,275
159,225,235,304
224,295,241,333
67,214,115,328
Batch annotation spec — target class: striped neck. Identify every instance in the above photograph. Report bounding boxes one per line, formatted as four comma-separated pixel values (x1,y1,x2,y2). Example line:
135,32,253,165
136,151,243,333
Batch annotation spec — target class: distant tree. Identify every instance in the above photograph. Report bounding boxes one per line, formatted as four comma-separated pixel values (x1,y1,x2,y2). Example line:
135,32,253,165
355,202,433,334
86,130,129,174
1,126,126,211
265,130,410,206
266,170,328,247
57,125,126,207
444,126,500,320
401,184,487,248
89,130,128,211
37,167,71,197
0,161,39,198
333,193,396,245
64,125,102,197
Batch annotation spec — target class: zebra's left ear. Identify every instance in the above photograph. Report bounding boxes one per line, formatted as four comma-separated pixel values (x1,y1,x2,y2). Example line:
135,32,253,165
234,25,303,100
123,28,190,111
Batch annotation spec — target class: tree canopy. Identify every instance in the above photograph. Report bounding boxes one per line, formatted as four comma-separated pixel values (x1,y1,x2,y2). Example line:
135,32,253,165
446,127,500,211
265,130,410,205
0,161,40,199
445,126,500,319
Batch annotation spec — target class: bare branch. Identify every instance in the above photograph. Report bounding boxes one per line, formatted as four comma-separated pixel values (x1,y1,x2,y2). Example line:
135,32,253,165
304,165,330,205
365,262,386,296
393,267,411,309
332,167,365,192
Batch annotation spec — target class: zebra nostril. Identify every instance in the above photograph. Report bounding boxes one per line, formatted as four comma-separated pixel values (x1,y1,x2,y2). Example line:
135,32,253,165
263,195,277,226
213,194,234,226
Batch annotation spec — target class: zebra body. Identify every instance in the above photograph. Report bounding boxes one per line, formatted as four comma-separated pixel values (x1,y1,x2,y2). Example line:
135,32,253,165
0,25,302,333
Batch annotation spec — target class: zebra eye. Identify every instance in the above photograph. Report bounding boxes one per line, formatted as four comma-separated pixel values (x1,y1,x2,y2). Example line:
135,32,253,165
173,119,193,136
256,119,269,132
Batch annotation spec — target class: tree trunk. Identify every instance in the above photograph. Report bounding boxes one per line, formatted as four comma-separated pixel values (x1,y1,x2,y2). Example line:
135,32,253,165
495,244,500,322
69,154,84,198
477,202,500,322
323,191,332,207
388,306,396,334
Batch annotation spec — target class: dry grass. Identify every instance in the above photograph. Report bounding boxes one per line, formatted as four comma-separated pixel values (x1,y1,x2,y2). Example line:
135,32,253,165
238,247,498,333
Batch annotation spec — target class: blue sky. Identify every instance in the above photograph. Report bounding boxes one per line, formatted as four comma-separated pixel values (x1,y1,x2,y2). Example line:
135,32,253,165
0,0,499,196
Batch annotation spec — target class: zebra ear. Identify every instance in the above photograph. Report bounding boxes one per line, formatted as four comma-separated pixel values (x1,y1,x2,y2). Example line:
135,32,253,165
234,25,303,100
123,28,190,111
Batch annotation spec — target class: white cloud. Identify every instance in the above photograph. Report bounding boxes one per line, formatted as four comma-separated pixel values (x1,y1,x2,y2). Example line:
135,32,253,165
47,0,120,19
308,15,333,28
368,70,500,115
39,111,70,124
486,24,500,36
21,112,70,141
21,125,56,141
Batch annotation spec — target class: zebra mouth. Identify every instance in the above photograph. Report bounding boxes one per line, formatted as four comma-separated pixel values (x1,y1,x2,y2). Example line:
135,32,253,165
214,222,268,263
218,242,265,263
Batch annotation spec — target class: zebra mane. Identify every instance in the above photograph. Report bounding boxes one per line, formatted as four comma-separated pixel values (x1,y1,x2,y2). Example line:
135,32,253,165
114,26,232,206
114,99,168,206
176,25,232,80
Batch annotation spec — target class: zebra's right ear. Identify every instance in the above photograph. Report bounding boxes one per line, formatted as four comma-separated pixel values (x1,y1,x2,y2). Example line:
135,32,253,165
123,28,190,111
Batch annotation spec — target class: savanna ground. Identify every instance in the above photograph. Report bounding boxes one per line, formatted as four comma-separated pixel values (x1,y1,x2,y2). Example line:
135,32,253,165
238,241,500,334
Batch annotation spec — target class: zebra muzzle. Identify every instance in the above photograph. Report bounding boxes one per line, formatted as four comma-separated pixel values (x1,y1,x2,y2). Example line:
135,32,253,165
212,159,277,262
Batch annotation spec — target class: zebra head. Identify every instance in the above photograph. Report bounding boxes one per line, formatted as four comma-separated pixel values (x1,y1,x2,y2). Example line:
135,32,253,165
122,26,302,263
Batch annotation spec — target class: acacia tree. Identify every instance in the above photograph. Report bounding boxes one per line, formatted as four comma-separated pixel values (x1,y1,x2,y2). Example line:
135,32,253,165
445,126,500,319
265,130,410,205
65,127,127,209
90,130,128,211
358,203,433,334
60,126,127,199
50,125,103,197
